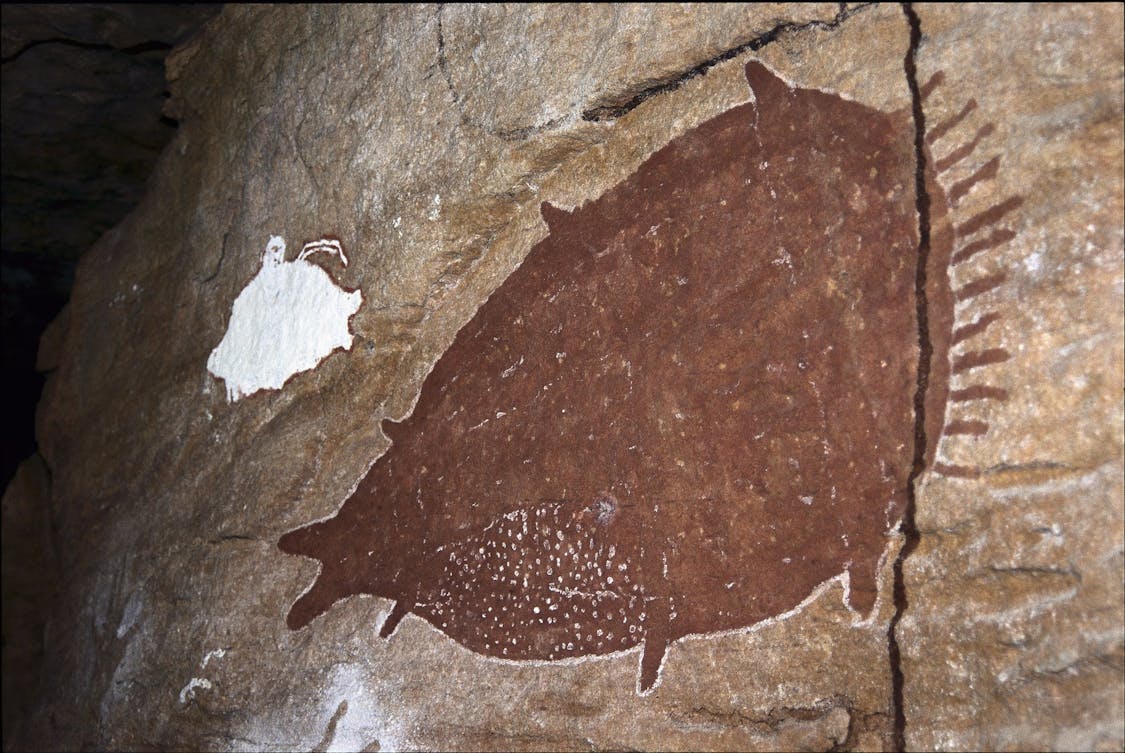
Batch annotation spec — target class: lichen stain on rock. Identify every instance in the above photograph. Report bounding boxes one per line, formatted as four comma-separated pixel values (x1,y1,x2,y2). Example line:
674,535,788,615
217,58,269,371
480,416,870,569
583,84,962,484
278,60,1014,694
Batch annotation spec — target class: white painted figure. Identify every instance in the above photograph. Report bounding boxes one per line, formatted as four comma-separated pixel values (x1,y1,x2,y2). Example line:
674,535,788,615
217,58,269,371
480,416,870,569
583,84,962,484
207,235,363,402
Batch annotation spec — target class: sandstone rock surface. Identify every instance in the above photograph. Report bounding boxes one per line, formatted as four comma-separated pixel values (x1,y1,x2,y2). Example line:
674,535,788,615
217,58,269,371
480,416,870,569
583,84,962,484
901,5,1125,751
5,4,1122,751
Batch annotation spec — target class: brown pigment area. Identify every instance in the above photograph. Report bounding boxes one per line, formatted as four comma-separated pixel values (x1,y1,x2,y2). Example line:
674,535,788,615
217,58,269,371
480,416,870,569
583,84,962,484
280,62,947,693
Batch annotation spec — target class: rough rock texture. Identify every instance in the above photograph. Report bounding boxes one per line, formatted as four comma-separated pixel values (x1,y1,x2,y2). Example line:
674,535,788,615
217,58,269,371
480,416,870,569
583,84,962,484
0,2,221,495
1,3,221,260
6,4,1123,751
901,5,1125,751
1,454,57,743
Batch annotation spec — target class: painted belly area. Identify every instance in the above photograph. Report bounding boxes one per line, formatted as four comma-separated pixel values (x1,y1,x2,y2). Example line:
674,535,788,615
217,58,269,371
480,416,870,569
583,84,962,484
279,61,934,695
411,503,650,662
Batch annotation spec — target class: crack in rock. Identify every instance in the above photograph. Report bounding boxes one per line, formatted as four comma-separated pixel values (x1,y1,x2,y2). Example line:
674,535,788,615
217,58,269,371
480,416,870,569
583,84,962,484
581,2,877,121
888,3,930,752
0,37,173,65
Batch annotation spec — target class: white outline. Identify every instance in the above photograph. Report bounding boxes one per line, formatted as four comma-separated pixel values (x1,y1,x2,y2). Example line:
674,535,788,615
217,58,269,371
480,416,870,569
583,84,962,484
285,543,897,697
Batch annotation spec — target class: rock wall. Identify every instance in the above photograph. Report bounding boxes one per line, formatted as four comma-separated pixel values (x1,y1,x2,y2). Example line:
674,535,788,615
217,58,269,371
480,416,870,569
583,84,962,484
0,2,222,503
6,4,1122,751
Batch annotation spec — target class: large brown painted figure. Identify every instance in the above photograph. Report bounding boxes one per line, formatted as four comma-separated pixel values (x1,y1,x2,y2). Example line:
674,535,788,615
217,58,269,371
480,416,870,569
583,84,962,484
280,61,993,694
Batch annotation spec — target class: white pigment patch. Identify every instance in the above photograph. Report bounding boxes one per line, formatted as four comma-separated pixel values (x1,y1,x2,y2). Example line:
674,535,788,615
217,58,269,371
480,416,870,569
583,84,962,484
201,647,226,669
1022,250,1043,274
322,663,408,752
115,591,143,639
178,677,212,705
207,236,363,402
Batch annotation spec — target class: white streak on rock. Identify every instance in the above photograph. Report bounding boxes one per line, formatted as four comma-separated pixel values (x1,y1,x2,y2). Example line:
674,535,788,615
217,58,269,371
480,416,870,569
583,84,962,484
322,663,407,753
201,647,226,668
178,677,212,705
115,592,143,639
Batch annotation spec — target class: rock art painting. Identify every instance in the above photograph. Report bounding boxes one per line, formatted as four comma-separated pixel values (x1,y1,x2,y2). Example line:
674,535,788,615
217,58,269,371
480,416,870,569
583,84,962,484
279,61,1020,694
208,236,362,402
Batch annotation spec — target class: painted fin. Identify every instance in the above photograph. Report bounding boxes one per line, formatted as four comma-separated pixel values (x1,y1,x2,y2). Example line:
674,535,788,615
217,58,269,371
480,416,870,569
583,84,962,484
379,599,410,639
284,573,342,630
539,201,571,232
638,597,672,694
847,555,880,619
744,60,792,106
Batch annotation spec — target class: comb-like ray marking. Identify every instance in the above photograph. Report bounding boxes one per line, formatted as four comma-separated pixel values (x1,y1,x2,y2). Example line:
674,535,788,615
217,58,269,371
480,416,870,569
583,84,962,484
924,76,1022,504
927,97,977,145
953,228,1017,266
943,419,990,436
932,462,983,479
949,156,1001,205
954,196,1025,238
935,123,996,174
955,272,1007,302
919,71,945,102
952,311,1002,345
952,347,1012,374
950,385,1010,402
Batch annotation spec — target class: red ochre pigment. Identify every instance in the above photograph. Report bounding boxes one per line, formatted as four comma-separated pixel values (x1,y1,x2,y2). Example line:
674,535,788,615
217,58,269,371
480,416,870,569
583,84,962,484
279,61,1016,693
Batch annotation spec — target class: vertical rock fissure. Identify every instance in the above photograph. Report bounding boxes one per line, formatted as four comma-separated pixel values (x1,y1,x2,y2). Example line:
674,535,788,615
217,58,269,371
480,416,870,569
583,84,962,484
888,4,930,751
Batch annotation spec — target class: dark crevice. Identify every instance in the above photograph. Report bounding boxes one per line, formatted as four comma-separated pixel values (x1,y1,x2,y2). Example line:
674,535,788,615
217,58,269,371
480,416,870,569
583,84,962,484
0,37,173,65
889,4,929,752
159,115,180,128
201,231,230,284
435,5,468,125
581,2,873,122
209,534,256,544
439,4,873,140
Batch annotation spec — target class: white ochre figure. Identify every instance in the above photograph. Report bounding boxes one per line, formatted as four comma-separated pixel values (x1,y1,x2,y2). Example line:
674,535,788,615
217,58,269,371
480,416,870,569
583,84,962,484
207,235,363,402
